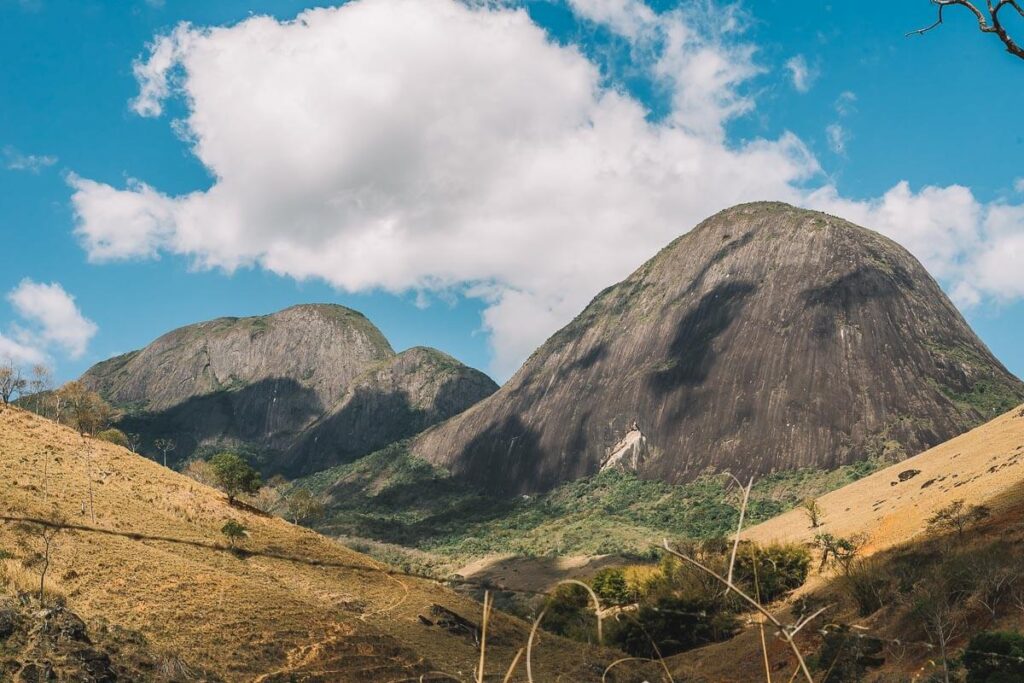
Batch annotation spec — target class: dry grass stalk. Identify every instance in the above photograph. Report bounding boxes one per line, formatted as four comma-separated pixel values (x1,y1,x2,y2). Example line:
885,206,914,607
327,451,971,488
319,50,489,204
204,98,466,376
601,656,655,682
501,648,523,683
476,590,493,683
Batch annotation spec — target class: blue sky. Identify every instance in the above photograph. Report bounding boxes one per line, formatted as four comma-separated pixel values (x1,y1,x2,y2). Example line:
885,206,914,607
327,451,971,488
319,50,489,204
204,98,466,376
1,0,1022,384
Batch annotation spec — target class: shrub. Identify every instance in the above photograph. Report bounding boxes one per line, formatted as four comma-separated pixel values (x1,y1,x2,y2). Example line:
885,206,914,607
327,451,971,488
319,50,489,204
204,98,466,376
591,567,631,606
733,542,811,603
813,624,884,681
542,584,598,643
928,500,992,537
94,428,129,448
610,595,738,658
815,533,864,574
838,558,892,616
963,631,1024,683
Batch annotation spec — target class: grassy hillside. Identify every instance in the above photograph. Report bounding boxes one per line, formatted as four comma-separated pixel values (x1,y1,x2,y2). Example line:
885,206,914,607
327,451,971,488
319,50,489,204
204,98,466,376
297,440,894,575
0,406,645,682
671,403,1024,682
745,403,1024,554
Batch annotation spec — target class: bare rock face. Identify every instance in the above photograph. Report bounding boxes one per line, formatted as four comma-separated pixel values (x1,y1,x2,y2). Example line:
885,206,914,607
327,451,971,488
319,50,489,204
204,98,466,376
281,346,502,475
81,304,497,474
413,202,1024,494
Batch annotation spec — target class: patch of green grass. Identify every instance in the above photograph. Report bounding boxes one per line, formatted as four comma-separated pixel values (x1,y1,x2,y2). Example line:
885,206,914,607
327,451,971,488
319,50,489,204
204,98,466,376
296,443,892,563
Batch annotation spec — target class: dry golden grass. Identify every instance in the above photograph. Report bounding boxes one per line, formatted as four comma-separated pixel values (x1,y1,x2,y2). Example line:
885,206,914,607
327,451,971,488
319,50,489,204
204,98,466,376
0,406,630,682
745,403,1024,556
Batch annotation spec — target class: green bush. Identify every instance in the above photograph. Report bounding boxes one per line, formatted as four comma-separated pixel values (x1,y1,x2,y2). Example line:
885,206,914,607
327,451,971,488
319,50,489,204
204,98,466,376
95,428,129,448
591,567,630,606
610,595,738,658
542,584,598,643
733,542,811,602
963,631,1024,683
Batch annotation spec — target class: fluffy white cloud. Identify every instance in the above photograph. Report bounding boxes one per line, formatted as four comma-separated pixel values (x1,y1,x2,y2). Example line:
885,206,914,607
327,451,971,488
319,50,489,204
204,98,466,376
4,145,57,173
808,182,1024,308
68,0,1024,379
6,280,97,360
0,333,45,366
72,0,816,377
784,54,817,93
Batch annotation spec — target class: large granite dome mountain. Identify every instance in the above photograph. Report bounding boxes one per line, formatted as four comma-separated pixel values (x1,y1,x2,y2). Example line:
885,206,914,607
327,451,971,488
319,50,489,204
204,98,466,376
82,304,497,474
413,202,1024,494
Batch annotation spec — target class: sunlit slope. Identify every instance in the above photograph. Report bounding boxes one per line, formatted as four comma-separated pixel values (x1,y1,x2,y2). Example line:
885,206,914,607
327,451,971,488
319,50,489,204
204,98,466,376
746,403,1024,553
0,407,611,682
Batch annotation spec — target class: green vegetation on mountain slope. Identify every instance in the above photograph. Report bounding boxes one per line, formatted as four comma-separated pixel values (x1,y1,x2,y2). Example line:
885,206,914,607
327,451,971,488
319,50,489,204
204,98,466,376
294,441,892,571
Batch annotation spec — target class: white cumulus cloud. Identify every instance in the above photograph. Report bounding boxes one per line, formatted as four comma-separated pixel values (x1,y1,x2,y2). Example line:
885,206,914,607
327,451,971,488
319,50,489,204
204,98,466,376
6,280,98,360
68,0,1024,379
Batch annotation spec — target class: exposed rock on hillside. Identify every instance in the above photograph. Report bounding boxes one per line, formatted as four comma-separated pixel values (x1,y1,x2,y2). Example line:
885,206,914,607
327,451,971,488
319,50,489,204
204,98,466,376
0,598,215,682
284,346,501,475
413,202,1024,494
81,304,496,473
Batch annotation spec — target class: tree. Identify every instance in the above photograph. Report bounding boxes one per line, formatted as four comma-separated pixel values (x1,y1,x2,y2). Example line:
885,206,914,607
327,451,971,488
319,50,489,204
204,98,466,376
284,487,325,524
799,498,822,529
125,432,142,454
153,438,176,468
928,499,991,537
911,1,1024,61
0,361,27,406
56,382,114,435
25,364,52,415
209,453,261,504
16,513,69,606
221,519,248,548
912,579,964,683
29,363,51,396
182,459,217,487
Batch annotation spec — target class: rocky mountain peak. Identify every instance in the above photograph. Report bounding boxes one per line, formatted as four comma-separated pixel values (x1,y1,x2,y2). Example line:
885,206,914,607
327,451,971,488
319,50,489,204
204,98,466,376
413,202,1024,494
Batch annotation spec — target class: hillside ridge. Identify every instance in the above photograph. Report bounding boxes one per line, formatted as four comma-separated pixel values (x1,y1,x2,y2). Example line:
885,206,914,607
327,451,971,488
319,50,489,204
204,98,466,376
80,303,498,474
0,405,623,682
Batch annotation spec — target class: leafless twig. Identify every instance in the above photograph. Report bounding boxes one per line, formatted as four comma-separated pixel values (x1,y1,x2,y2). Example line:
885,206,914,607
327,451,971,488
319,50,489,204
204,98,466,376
909,0,1024,60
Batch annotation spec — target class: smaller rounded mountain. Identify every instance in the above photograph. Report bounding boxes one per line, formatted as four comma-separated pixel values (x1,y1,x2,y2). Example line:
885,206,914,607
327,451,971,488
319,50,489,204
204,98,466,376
413,202,1024,494
80,303,498,475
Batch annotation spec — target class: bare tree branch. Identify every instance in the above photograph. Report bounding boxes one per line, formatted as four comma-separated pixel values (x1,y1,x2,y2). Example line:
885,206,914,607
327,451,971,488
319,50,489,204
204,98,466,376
910,0,1024,60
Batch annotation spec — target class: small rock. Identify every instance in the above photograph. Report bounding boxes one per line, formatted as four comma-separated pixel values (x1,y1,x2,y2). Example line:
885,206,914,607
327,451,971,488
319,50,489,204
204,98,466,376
897,469,921,482
0,608,20,640
38,608,89,643
16,661,56,683
70,646,117,682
